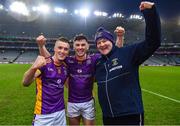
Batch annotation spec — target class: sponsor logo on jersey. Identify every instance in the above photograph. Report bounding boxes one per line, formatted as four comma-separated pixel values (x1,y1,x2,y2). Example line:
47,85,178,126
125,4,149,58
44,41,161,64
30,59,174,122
77,69,82,73
48,67,54,72
57,79,64,88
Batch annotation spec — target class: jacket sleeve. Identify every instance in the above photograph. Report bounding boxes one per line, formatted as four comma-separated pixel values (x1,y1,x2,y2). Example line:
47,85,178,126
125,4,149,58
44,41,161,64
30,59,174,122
132,5,161,65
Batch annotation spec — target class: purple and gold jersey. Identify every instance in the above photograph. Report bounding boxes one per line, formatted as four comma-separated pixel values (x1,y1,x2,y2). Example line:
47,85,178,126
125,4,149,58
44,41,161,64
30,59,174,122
34,57,68,114
65,54,100,103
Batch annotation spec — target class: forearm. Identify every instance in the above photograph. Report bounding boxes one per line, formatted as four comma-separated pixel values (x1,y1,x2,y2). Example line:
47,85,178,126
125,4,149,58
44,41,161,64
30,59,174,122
143,5,161,48
132,4,161,65
116,36,124,48
22,67,37,87
39,45,51,58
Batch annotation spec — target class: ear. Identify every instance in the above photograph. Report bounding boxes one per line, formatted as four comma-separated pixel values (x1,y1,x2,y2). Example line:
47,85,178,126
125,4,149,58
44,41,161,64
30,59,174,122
54,46,56,52
86,43,89,50
73,43,75,50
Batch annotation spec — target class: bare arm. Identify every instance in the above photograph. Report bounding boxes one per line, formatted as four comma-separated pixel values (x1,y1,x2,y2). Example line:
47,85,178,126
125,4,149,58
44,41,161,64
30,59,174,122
22,67,38,87
36,35,51,57
114,26,125,48
22,56,46,87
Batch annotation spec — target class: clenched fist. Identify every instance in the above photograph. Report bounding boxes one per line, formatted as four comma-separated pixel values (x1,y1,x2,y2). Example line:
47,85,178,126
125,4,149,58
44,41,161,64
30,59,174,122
36,35,47,47
31,56,46,70
139,1,155,11
114,26,125,37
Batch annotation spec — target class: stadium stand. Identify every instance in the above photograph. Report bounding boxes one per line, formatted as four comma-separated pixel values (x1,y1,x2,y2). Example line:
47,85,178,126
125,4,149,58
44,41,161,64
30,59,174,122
0,6,179,65
0,35,180,66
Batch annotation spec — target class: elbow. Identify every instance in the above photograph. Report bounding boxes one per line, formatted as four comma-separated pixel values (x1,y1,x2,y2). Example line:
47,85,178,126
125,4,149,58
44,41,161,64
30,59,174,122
22,80,30,87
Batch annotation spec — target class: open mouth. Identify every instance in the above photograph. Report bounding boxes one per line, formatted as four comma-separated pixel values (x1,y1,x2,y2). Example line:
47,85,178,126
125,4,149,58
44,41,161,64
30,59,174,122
58,53,65,58
77,50,85,55
99,46,108,51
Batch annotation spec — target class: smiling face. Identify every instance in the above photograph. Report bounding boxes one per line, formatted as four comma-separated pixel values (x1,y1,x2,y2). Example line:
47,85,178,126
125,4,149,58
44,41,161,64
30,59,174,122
54,40,70,61
73,39,89,58
96,38,113,55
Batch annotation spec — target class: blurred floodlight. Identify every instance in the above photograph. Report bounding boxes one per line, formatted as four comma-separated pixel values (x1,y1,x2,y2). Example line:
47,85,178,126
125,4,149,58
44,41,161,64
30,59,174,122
112,13,123,18
130,14,143,20
94,11,108,17
33,4,50,14
74,8,90,17
9,1,29,16
54,7,67,13
0,4,3,10
74,10,78,14
32,6,37,11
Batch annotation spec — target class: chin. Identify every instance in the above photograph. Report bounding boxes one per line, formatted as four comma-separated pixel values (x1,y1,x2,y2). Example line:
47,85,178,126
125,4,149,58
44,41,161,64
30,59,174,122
59,57,65,61
77,53,85,57
100,50,109,55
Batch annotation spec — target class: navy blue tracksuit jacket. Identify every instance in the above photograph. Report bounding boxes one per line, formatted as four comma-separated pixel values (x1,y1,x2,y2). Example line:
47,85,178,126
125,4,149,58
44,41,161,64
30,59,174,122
95,5,161,117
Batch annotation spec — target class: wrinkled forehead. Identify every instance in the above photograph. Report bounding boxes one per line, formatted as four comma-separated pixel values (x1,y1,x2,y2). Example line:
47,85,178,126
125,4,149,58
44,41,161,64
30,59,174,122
55,40,70,48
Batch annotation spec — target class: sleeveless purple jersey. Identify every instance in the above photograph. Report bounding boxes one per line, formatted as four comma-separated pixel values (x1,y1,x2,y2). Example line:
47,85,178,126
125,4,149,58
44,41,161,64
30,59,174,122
65,53,100,103
34,57,68,114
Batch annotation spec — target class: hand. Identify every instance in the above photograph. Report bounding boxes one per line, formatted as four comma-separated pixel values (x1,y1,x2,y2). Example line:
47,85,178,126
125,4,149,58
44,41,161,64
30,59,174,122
114,26,125,37
36,35,47,47
139,1,155,11
31,56,46,70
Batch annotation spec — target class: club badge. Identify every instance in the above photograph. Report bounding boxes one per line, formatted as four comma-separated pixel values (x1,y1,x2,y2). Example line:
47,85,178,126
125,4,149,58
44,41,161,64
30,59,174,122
112,58,119,66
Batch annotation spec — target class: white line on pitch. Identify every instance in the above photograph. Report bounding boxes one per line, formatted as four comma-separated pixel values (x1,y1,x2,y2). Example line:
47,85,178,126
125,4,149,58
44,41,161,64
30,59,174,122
142,88,180,103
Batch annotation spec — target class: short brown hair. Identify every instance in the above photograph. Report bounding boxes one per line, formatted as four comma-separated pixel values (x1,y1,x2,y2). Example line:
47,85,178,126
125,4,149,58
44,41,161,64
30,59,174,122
57,37,69,44
73,34,88,42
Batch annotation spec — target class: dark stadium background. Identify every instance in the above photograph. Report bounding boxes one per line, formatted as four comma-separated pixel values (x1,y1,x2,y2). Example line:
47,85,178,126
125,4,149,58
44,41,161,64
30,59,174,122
0,0,179,125
0,0,179,64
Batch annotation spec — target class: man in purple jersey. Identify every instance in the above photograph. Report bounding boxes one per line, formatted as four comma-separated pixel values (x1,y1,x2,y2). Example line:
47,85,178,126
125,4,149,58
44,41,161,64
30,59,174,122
22,37,70,126
66,35,99,125
36,27,125,125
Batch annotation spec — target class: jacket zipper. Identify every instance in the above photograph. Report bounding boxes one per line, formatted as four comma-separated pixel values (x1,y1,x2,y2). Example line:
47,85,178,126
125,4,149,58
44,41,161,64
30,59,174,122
104,62,114,117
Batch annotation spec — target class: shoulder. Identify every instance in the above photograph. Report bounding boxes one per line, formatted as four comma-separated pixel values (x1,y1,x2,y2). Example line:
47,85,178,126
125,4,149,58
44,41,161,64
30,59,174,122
65,56,76,64
89,53,101,60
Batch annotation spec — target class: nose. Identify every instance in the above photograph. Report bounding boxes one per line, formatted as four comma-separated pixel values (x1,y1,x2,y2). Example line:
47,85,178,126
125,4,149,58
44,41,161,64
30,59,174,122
77,45,84,50
98,41,105,47
60,48,65,54
80,45,84,48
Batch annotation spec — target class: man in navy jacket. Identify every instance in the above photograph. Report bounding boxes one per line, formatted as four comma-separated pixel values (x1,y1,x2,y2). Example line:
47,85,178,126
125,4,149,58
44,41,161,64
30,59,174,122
94,1,161,125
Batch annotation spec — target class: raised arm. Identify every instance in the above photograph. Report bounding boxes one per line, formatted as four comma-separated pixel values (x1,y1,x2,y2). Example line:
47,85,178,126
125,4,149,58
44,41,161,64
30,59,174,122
36,35,51,58
114,26,125,48
22,56,46,87
132,1,161,65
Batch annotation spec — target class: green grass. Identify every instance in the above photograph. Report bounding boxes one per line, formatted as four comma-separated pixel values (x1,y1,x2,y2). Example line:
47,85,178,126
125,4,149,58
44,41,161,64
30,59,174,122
0,64,179,125
140,66,180,125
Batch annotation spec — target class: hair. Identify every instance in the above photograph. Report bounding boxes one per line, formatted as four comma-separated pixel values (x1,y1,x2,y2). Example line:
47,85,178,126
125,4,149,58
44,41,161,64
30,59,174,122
73,34,88,42
57,37,69,44
55,37,70,49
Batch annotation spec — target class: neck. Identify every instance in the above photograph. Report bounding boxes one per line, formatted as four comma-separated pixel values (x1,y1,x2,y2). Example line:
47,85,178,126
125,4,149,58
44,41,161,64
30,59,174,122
52,56,61,66
75,54,87,61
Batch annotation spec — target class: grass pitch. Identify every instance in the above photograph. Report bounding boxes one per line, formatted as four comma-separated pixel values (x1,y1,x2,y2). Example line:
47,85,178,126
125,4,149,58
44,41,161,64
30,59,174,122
0,64,179,125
